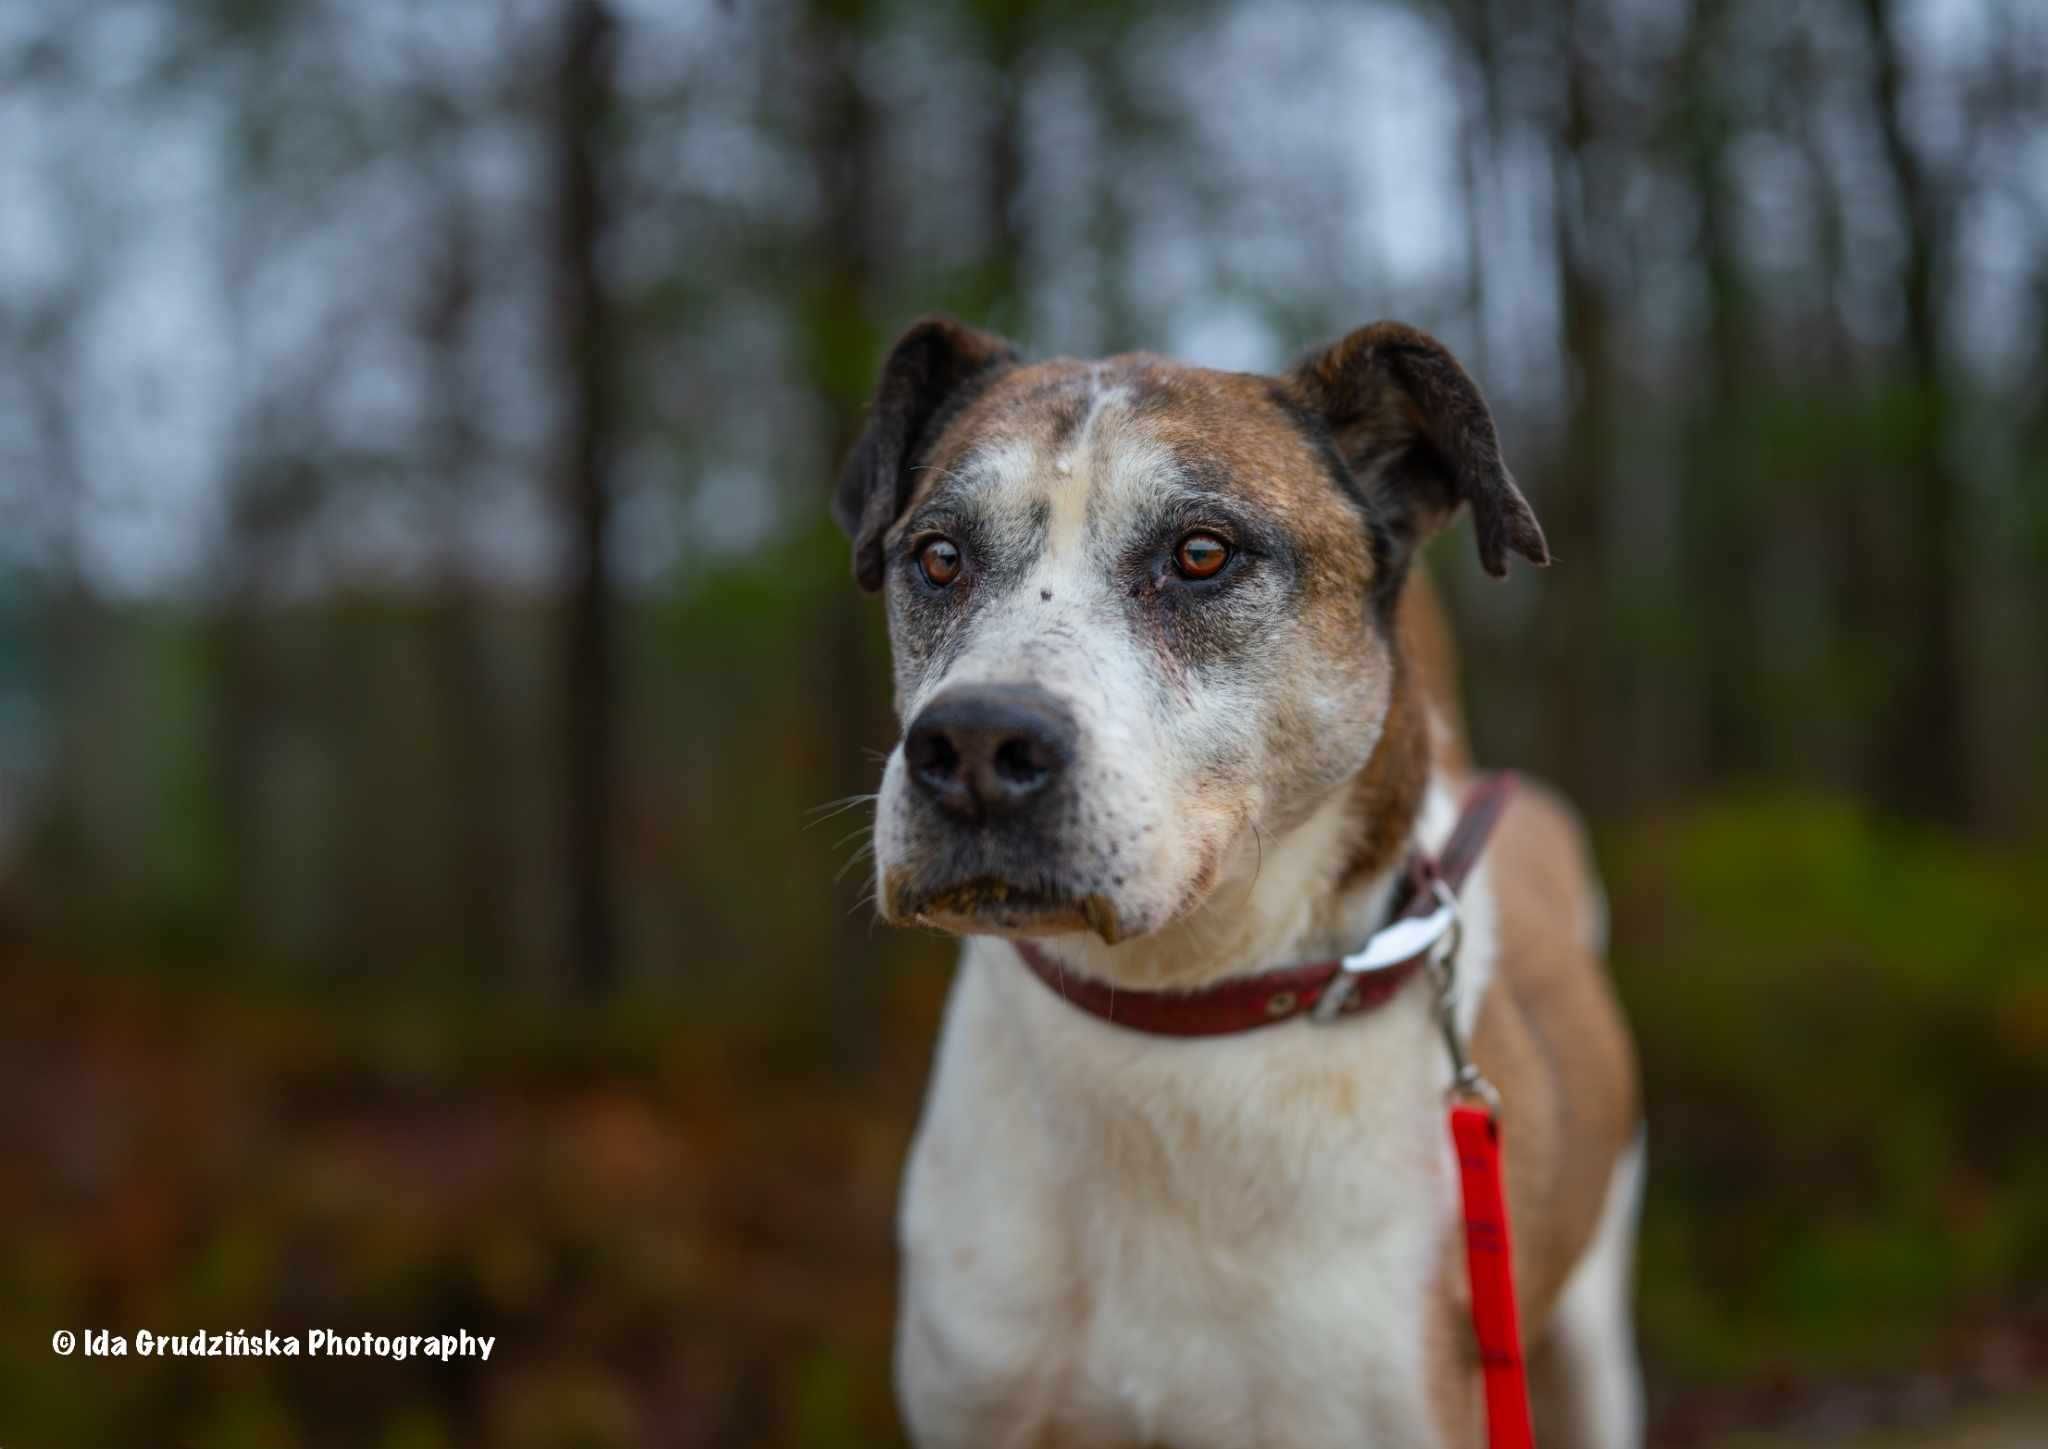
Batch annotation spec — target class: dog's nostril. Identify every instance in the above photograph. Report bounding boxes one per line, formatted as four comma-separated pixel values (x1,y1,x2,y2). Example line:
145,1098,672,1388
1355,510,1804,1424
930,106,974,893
992,736,1051,787
907,728,960,782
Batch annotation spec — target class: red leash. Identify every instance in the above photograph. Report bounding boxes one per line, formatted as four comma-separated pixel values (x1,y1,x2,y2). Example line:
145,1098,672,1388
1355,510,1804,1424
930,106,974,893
1430,777,1537,1448
1010,774,1536,1448
1452,1099,1535,1449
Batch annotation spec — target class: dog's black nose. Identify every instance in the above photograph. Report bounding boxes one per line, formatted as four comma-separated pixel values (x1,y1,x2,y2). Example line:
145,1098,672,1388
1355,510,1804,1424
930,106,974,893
904,685,1076,821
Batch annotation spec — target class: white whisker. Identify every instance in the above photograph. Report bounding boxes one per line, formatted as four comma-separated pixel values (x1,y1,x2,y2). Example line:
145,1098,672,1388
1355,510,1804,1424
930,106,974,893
804,793,880,829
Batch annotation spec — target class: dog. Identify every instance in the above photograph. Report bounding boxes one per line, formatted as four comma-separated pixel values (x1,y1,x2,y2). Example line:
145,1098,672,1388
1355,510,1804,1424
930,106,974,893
832,315,1643,1449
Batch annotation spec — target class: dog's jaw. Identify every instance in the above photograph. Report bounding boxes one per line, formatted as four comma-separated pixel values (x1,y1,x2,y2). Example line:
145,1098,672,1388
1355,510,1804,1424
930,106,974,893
882,869,1126,944
1000,769,1410,992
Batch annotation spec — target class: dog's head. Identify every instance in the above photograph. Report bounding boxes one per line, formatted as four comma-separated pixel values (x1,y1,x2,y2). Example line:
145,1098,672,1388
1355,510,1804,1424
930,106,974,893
835,316,1544,969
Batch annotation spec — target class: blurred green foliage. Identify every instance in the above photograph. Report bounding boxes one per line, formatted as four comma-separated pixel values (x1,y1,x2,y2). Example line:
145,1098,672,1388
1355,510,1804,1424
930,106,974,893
1609,797,2048,1378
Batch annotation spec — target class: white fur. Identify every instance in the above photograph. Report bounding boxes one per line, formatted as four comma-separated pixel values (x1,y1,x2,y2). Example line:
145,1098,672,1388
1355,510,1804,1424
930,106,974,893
1545,1133,1647,1449
896,777,1500,1448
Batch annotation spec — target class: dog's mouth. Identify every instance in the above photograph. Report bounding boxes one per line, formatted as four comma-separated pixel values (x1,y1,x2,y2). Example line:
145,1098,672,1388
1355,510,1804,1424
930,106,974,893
885,872,1125,944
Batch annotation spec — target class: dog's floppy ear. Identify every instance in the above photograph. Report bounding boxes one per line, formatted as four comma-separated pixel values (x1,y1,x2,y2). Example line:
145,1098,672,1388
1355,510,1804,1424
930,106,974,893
1285,321,1547,578
833,315,1019,591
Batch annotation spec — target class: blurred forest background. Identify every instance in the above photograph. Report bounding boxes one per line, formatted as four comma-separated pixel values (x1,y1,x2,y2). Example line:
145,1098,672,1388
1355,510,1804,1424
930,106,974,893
2,0,2046,1445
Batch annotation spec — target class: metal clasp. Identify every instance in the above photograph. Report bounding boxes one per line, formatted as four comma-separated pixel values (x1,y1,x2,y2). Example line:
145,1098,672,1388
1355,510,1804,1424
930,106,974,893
1309,882,1460,1023
1423,878,1498,1108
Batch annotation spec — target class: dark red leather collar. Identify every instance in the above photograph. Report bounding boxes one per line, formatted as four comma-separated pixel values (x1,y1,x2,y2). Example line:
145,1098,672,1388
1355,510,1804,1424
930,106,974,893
1012,774,1517,1038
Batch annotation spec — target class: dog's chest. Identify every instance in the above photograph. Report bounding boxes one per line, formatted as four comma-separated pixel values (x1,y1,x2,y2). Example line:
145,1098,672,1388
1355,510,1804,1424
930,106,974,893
897,950,1462,1448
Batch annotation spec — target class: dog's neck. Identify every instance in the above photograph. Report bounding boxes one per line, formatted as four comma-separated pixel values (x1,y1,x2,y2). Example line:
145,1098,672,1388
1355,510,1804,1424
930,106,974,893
1016,664,1435,991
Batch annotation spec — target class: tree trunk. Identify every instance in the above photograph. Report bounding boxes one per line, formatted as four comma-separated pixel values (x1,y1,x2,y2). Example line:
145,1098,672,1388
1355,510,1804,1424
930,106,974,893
1679,0,1763,789
1547,0,1619,813
809,1,889,1073
1858,0,1970,826
420,190,510,982
554,0,620,996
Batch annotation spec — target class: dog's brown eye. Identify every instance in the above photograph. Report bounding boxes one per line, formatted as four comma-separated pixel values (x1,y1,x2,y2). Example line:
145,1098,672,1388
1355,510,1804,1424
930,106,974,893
1174,532,1230,580
918,537,962,587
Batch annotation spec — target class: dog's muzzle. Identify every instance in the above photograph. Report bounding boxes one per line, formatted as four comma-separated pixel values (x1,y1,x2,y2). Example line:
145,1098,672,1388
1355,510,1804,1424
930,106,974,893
883,683,1119,936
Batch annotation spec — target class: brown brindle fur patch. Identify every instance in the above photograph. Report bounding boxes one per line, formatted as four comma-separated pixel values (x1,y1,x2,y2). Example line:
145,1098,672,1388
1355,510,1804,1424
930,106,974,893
894,360,1099,523
1327,569,1463,901
1401,566,1474,772
1116,362,1379,582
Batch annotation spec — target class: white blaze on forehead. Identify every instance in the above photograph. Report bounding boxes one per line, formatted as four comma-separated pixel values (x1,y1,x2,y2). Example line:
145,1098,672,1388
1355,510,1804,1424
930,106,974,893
955,365,1183,568
1039,372,1188,569
1045,366,1120,555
